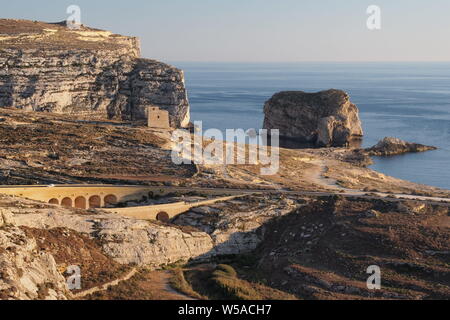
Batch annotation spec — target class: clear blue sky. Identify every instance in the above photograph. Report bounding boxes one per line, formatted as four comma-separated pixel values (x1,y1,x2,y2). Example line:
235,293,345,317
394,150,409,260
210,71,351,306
2,0,450,62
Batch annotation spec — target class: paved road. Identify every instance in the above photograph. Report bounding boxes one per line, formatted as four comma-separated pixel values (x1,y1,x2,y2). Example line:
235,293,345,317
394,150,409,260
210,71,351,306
1,184,449,207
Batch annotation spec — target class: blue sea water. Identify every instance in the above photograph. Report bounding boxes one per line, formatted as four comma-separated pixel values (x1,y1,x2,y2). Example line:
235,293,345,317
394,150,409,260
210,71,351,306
174,62,450,190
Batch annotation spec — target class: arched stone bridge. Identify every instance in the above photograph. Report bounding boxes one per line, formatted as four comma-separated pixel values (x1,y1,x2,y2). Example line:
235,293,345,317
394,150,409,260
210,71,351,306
0,185,164,209
0,185,250,221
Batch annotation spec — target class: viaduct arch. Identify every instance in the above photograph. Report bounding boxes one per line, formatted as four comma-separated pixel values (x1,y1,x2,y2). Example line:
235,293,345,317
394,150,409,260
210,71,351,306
104,194,118,207
75,196,87,209
61,197,72,207
89,195,101,208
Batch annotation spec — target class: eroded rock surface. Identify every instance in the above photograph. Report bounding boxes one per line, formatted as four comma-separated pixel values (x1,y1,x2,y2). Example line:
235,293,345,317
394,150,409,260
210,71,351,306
5,203,214,268
366,137,437,156
0,226,69,300
173,195,302,255
263,90,363,147
0,19,189,127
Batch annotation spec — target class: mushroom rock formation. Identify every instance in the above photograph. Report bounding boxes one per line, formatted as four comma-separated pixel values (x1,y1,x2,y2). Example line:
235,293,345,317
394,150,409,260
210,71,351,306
263,89,363,147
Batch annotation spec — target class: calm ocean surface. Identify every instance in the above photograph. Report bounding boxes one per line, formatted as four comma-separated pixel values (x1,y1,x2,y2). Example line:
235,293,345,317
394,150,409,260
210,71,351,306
174,62,450,190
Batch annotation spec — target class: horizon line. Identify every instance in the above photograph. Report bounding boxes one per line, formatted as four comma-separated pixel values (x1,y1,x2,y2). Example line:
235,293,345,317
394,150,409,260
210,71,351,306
167,60,450,64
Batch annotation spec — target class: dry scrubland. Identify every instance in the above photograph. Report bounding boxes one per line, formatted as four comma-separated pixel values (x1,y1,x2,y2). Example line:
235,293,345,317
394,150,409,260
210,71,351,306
0,19,137,51
0,111,448,299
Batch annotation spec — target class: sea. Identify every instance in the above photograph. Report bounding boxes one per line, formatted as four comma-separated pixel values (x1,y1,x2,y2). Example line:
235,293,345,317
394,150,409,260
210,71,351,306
173,62,450,190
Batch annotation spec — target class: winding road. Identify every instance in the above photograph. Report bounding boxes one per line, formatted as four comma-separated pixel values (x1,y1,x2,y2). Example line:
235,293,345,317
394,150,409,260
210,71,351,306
1,184,449,207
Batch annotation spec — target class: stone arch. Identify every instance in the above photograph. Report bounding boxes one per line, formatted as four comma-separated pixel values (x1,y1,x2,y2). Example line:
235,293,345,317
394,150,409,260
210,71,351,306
61,197,73,208
49,198,59,205
156,211,170,223
74,196,87,209
89,195,101,208
104,194,118,207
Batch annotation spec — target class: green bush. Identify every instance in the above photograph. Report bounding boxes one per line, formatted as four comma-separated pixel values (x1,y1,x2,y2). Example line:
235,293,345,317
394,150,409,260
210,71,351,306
215,264,237,277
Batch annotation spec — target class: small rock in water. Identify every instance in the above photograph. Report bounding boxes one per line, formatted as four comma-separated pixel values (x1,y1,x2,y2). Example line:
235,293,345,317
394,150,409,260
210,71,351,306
366,137,437,156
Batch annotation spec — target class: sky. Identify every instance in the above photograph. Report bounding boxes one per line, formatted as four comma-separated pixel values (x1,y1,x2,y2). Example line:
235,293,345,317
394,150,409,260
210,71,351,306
2,0,450,62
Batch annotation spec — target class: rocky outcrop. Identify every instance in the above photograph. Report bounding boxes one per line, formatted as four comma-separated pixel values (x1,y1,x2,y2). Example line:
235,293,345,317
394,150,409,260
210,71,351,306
7,207,214,268
172,195,301,255
366,137,437,156
98,218,214,267
0,19,190,127
0,226,69,300
263,90,363,147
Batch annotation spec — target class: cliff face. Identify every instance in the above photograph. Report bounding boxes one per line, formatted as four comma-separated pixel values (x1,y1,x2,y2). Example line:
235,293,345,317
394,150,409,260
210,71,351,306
0,20,189,127
0,224,69,300
263,90,363,147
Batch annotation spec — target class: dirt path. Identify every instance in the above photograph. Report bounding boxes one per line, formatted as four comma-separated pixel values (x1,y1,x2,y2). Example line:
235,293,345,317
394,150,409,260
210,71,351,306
74,268,138,299
304,159,347,191
77,269,195,300
147,271,195,300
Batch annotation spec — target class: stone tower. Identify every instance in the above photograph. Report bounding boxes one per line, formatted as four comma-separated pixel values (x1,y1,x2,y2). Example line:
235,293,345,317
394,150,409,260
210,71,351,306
147,106,170,129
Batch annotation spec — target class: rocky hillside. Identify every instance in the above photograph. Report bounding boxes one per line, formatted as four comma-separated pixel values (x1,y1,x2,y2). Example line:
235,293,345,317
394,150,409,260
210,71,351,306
2,189,448,300
0,19,190,127
0,109,196,185
0,192,300,299
179,196,450,300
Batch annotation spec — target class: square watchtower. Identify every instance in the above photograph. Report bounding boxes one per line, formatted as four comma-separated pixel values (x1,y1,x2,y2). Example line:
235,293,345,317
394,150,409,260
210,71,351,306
147,106,170,129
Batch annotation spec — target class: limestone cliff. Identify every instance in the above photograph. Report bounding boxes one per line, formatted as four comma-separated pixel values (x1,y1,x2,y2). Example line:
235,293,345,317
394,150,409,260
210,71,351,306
0,224,69,300
0,19,190,127
263,90,363,147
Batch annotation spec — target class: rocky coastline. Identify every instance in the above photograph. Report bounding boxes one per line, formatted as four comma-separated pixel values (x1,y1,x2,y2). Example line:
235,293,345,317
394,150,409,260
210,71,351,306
0,20,449,301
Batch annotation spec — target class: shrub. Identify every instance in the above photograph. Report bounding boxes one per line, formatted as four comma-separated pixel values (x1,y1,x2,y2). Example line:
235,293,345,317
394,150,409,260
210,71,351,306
215,264,237,277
